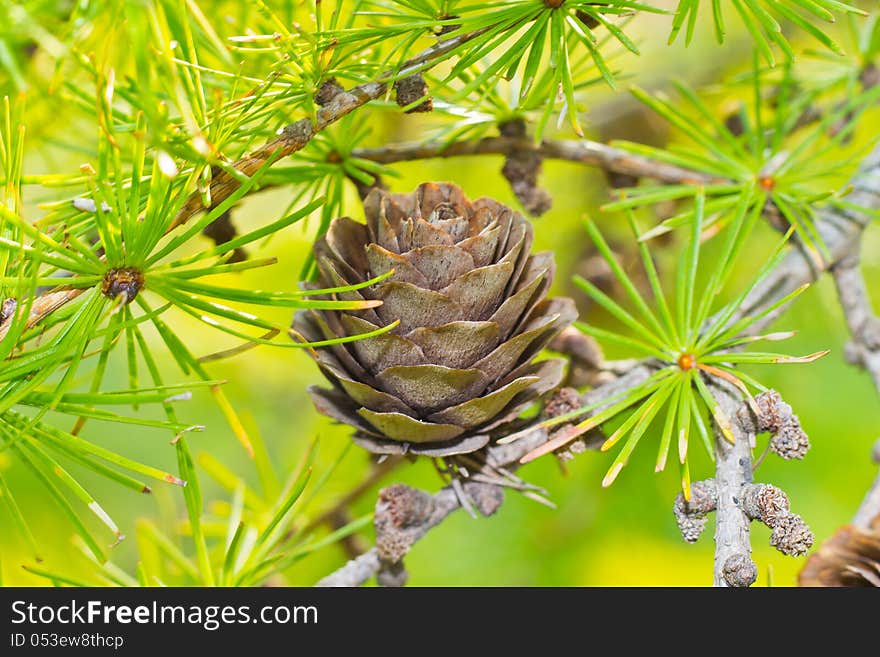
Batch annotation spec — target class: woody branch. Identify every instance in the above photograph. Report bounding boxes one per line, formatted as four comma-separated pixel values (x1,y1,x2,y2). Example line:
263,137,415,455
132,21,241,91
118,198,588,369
352,136,718,187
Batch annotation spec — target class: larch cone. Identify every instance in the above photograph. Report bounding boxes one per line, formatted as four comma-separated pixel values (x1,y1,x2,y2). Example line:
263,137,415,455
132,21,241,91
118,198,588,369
293,182,576,457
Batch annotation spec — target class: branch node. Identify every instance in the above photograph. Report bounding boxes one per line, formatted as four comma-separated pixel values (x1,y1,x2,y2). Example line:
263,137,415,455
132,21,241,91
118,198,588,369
379,483,433,529
101,268,144,305
376,560,409,587
498,119,552,217
394,74,432,113
465,481,504,517
544,388,586,461
673,479,717,543
315,77,345,106
739,483,814,556
739,390,810,460
739,483,788,524
722,553,758,587
545,387,581,419
771,425,810,461
281,119,314,146
770,514,814,557
373,481,501,570
375,484,434,563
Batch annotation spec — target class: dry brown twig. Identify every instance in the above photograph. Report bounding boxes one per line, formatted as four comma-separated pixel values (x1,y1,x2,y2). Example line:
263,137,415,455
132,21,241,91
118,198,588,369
169,26,492,231
353,134,719,187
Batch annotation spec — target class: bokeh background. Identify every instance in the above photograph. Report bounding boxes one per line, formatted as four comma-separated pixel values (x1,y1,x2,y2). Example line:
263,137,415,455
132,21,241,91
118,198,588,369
1,1,878,586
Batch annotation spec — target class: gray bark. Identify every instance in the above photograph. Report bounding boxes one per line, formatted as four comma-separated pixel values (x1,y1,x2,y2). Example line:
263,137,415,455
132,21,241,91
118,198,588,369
711,385,757,587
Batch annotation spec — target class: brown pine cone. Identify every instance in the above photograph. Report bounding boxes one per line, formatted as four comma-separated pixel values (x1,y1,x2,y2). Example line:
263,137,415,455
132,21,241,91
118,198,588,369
293,182,575,457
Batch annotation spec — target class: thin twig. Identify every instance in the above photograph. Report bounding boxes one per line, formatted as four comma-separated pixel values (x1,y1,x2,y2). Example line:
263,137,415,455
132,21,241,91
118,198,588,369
353,136,719,186
831,250,880,396
170,26,492,230
0,288,85,343
315,549,380,587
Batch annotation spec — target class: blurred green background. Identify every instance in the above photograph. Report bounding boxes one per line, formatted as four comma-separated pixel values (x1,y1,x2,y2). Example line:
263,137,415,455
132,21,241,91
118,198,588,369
1,1,878,586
